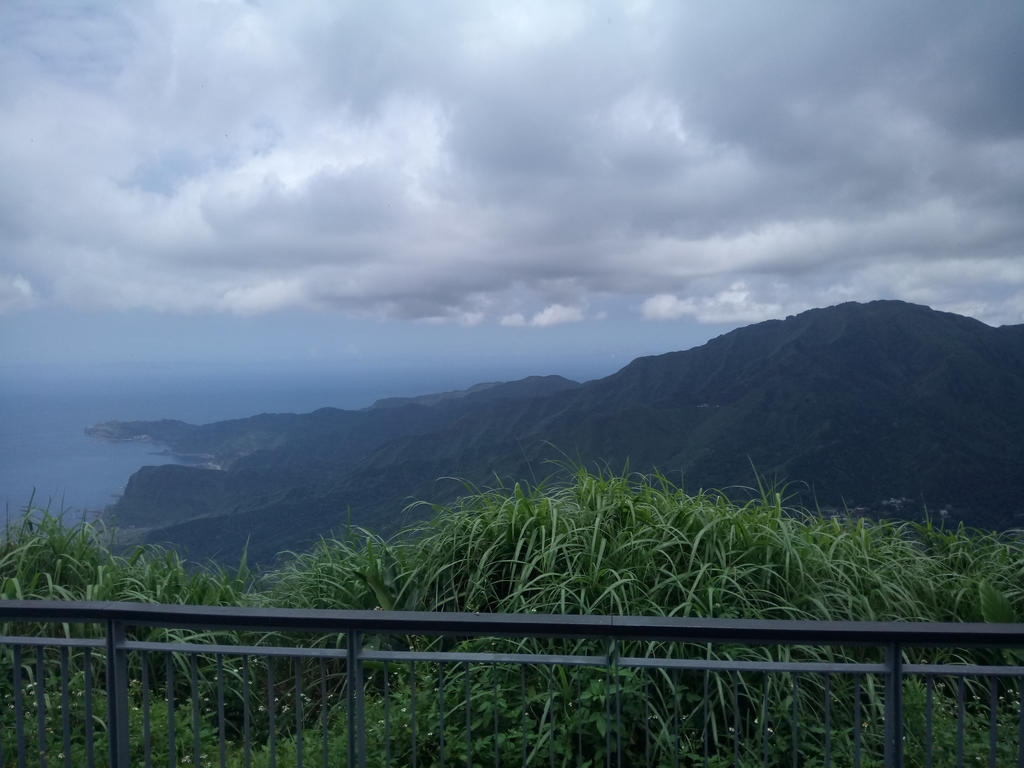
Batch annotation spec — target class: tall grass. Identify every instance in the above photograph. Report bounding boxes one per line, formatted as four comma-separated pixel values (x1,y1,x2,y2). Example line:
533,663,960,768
0,508,252,609
269,467,1023,624
7,468,1020,622
3,468,1023,766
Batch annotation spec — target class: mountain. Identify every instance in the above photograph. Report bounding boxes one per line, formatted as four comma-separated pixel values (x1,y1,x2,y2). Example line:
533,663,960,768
95,301,1024,565
366,375,581,410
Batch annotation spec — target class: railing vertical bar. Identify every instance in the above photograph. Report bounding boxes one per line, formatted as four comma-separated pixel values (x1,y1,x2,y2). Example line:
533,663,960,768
107,620,129,768
14,645,25,768
791,673,799,768
990,675,998,768
853,674,861,768
166,651,175,768
346,631,365,768
925,675,933,768
271,656,281,768
342,658,349,768
217,654,226,768
467,661,473,768
521,664,527,768
295,657,304,768
672,668,679,768
354,632,366,768
0,648,4,768
732,671,739,768
439,662,446,768
105,633,113,768
60,646,71,768
577,665,583,765
884,642,903,768
1018,676,1024,768
105,626,115,768
884,654,893,768
957,675,965,768
615,641,622,768
548,665,555,768
762,673,769,768
410,660,417,768
267,656,277,768
37,645,47,768
243,655,251,768
384,660,391,768
824,673,831,768
703,669,709,768
644,666,650,768
605,661,611,768
83,648,94,768
494,663,500,768
320,658,328,768
142,651,151,768
191,653,201,768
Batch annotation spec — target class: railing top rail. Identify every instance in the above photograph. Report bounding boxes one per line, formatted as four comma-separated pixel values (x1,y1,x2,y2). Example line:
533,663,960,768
2,599,1023,647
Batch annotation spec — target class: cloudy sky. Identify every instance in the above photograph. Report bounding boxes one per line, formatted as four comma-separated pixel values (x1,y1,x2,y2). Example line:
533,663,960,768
2,0,1023,379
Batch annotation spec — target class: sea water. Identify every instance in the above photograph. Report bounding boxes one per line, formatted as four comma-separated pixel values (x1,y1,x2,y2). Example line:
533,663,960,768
0,364,476,520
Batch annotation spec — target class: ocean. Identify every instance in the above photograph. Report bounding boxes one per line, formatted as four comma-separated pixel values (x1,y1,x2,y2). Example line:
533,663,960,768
0,364,500,520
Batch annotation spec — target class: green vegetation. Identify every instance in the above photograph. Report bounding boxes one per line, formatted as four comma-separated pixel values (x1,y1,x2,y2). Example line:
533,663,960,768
103,300,1024,565
3,469,1024,766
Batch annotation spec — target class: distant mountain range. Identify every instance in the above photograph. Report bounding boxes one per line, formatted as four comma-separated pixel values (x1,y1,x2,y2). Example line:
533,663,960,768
90,300,1024,565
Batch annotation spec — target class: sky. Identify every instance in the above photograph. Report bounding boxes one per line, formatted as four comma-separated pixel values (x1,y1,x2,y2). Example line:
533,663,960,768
1,0,1023,384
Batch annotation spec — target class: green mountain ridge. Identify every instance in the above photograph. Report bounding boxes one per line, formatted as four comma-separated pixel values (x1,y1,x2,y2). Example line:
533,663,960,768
97,300,1024,565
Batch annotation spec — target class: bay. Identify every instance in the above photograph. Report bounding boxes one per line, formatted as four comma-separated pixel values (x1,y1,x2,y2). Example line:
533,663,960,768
0,364,459,520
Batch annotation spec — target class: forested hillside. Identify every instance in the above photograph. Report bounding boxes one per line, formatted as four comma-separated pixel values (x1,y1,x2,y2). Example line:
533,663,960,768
94,301,1024,565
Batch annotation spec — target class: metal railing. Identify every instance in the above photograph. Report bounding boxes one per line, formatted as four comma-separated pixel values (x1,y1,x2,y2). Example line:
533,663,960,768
1,600,1023,767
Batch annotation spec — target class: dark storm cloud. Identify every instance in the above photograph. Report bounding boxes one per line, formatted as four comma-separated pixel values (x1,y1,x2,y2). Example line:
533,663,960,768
0,0,1022,324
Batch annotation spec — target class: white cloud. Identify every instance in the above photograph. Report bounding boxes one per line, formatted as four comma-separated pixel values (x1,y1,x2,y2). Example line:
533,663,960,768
501,306,586,328
460,0,587,58
641,294,689,320
219,279,307,315
0,274,37,314
642,284,790,324
530,304,585,327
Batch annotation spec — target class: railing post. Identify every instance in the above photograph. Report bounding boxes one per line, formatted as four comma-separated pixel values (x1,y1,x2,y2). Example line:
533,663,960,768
105,620,131,768
347,629,366,768
884,642,904,768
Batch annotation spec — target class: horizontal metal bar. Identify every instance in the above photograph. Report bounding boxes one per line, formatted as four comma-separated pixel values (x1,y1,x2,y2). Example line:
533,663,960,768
621,657,888,674
0,635,888,674
122,641,348,659
609,615,1024,647
904,664,1024,676
364,650,612,667
3,600,1024,648
0,636,105,649
364,650,886,674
